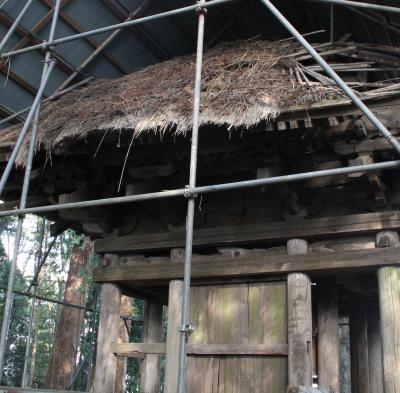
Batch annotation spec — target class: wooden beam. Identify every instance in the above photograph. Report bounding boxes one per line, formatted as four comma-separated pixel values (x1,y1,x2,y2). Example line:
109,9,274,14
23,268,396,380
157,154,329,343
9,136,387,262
112,342,166,357
140,301,163,393
164,280,183,393
112,342,288,356
317,277,340,393
94,210,400,253
376,230,400,393
287,239,313,387
93,283,121,393
93,247,400,284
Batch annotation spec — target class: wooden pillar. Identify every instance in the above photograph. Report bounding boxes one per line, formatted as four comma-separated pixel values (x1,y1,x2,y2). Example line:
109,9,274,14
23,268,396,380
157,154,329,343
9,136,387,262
317,276,340,393
287,239,313,387
367,303,384,393
93,282,122,393
115,295,132,393
165,280,183,393
140,301,163,393
376,230,400,393
349,295,369,393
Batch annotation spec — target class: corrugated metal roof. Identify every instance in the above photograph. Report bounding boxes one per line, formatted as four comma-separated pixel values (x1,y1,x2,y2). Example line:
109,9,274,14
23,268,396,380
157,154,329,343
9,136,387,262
0,0,399,129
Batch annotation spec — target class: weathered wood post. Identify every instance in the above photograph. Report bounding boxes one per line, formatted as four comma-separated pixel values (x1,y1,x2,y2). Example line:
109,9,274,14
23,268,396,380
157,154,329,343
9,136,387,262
349,295,369,393
376,230,400,393
367,303,384,393
165,279,184,393
317,276,340,393
287,239,313,387
140,300,164,393
93,282,122,393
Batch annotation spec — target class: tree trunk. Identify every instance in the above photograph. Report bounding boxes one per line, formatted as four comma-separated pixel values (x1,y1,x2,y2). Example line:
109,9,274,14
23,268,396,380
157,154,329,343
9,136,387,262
45,243,90,389
28,300,41,387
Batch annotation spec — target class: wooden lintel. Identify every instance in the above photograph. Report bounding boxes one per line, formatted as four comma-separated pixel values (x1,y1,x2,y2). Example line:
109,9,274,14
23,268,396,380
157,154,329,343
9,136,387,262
94,210,400,253
93,247,400,284
111,342,288,357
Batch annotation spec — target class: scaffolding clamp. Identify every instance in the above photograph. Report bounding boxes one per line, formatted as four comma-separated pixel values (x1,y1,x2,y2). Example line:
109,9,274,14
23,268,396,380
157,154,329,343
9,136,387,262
184,185,197,198
179,322,195,336
195,1,207,15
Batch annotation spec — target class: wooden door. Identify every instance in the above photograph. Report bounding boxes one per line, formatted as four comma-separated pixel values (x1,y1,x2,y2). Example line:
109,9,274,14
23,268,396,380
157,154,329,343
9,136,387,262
186,281,288,392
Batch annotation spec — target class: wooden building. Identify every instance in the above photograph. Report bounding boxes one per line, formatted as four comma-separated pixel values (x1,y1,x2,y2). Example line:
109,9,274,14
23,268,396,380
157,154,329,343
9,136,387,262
1,38,400,393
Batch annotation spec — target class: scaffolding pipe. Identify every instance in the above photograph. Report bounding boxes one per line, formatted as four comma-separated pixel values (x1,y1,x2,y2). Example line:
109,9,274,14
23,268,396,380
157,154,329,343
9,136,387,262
0,0,235,58
0,0,61,374
258,0,400,156
0,61,56,197
0,159,399,218
0,0,35,53
0,286,94,311
0,0,10,12
21,218,45,388
0,77,94,126
56,0,152,92
306,0,400,15
177,2,205,393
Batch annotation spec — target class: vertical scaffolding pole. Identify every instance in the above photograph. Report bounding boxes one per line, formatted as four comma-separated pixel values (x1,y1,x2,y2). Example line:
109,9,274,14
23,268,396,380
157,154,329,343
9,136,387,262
177,2,206,393
0,0,61,373
21,218,45,388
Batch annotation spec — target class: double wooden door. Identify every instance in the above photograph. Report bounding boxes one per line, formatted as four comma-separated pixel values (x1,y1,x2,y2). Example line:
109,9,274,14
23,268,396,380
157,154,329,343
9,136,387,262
186,281,288,392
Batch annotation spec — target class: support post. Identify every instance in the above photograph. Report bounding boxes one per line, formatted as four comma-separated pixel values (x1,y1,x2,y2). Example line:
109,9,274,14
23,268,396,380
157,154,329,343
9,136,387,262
349,295,369,393
140,300,163,393
367,303,384,393
317,276,340,392
165,280,183,393
376,230,400,393
93,282,122,393
287,239,313,387
115,295,132,393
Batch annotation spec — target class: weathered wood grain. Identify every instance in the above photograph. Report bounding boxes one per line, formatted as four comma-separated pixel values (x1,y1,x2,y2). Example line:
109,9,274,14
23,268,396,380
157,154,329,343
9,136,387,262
93,283,121,393
93,247,400,284
367,303,384,393
164,280,183,393
94,210,400,253
317,277,340,393
112,342,166,357
349,296,370,393
287,239,313,387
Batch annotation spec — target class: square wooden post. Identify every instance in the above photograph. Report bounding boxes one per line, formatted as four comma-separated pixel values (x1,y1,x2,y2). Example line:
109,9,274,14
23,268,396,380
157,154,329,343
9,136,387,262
165,279,184,393
367,303,383,393
376,231,400,393
349,295,369,393
317,276,340,393
287,239,313,387
93,282,122,393
140,300,164,393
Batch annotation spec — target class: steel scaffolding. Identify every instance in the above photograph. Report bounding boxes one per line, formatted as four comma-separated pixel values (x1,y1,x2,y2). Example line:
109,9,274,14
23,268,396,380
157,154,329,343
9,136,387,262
0,0,399,391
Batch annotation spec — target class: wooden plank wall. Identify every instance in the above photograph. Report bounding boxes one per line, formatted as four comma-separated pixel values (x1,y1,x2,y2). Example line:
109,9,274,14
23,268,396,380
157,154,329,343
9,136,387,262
185,282,287,392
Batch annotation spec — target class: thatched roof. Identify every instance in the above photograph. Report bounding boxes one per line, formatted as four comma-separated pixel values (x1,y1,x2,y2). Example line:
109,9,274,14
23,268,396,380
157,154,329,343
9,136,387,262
1,39,346,163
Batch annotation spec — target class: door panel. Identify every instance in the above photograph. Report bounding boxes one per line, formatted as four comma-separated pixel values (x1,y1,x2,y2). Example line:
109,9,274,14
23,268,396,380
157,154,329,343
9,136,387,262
187,282,288,392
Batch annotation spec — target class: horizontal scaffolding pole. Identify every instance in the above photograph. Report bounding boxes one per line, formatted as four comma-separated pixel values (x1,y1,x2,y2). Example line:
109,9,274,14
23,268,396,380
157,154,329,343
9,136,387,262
0,285,93,311
0,0,235,59
305,0,400,15
0,159,399,217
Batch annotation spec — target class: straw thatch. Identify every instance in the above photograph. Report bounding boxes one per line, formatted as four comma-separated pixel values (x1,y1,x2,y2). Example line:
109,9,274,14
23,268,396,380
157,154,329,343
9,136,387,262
1,39,339,164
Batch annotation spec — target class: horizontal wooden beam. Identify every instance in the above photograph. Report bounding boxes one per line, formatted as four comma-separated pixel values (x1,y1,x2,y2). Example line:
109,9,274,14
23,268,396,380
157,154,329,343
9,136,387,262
93,247,400,284
94,210,400,253
186,343,288,356
112,342,165,358
111,342,288,357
